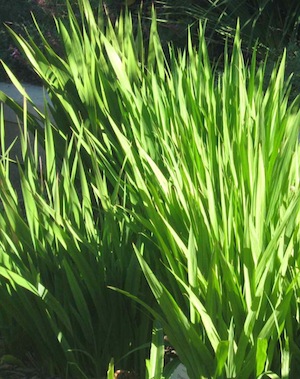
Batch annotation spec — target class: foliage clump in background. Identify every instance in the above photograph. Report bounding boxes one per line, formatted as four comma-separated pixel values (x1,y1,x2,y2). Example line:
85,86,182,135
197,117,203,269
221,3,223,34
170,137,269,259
1,0,300,85
0,0,299,378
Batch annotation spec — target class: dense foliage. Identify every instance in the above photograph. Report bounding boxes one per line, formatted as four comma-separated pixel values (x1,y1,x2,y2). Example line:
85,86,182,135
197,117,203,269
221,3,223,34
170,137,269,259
0,0,299,378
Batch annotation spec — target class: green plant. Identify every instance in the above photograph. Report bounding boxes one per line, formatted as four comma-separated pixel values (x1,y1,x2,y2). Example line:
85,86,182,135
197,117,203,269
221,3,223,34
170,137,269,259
110,26,300,379
0,107,154,377
0,2,165,377
156,0,300,49
0,21,156,375
0,0,299,378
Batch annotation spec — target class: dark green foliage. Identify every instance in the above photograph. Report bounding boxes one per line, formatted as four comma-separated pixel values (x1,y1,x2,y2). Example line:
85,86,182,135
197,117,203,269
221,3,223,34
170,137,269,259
0,0,59,83
1,0,300,84
0,0,99,83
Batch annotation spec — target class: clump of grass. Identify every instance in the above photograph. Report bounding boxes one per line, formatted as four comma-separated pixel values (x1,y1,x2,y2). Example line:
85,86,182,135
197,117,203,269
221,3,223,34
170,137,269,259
0,1,299,378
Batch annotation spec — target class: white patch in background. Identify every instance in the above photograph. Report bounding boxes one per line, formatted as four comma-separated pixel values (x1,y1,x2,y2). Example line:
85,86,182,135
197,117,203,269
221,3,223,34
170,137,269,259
171,363,190,379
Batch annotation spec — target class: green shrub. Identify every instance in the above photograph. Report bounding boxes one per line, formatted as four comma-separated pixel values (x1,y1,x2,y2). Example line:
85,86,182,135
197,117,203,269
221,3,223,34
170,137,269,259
0,1,299,378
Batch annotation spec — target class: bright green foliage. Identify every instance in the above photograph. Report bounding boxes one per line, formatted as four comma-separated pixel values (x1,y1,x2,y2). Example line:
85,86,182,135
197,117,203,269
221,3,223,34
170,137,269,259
0,110,154,377
145,320,164,379
0,1,299,378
